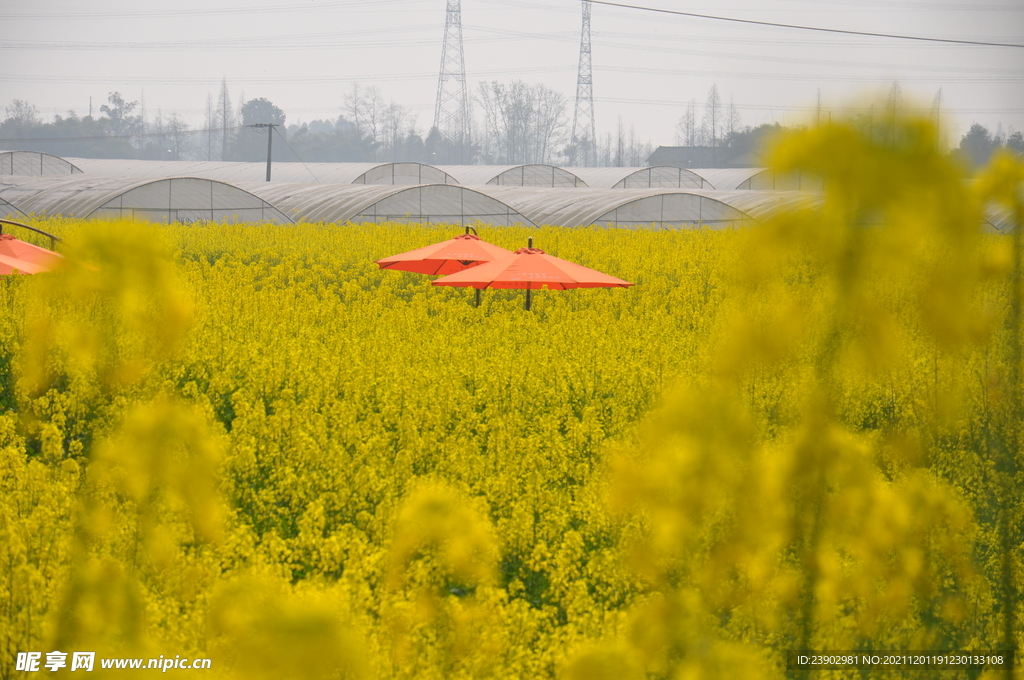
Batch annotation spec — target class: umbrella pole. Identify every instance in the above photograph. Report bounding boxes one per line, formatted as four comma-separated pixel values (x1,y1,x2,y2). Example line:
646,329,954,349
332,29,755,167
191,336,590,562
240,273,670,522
475,288,481,308
525,238,535,310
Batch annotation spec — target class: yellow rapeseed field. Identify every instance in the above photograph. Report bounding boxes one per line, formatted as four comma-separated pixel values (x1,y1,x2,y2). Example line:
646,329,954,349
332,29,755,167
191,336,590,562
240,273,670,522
1,114,1021,679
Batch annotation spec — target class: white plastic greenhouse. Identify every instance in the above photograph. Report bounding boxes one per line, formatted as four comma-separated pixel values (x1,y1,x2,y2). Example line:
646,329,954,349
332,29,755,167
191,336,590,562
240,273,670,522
236,182,535,226
0,151,83,176
0,175,291,223
64,159,458,186
0,195,24,218
564,166,708,189
435,165,586,187
473,186,821,229
690,168,824,191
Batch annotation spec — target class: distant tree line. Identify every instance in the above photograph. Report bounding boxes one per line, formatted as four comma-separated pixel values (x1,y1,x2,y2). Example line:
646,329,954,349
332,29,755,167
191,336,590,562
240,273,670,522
665,83,797,167
0,84,452,165
1,80,1020,169
0,80,651,167
956,123,1024,169
667,82,1023,170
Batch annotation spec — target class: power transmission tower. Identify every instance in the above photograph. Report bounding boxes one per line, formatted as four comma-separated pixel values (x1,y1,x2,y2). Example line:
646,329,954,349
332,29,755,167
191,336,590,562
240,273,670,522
570,1,597,166
434,0,470,159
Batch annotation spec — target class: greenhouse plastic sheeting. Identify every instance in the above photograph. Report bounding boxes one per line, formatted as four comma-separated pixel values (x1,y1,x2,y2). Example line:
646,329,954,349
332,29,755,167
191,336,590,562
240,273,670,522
473,186,822,229
0,151,83,176
65,159,458,185
237,182,535,226
691,168,824,191
436,165,586,187
565,166,708,189
0,195,24,218
985,204,1015,234
0,175,291,223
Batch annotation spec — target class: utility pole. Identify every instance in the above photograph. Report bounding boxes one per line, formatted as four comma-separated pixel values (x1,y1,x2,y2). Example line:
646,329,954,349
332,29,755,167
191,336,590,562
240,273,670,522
434,0,470,162
570,1,597,166
249,123,276,181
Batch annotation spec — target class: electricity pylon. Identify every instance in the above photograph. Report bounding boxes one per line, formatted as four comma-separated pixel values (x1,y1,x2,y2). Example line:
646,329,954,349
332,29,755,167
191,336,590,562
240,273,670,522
434,0,470,156
570,1,597,166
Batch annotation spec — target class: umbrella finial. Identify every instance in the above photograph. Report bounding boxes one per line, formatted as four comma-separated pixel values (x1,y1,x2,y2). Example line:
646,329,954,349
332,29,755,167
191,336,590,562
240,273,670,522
528,237,533,249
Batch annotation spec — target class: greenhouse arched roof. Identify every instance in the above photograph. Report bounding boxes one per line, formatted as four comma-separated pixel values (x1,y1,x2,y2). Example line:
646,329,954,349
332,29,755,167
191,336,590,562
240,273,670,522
985,204,1015,234
0,175,290,223
0,151,83,176
436,165,586,187
473,186,821,229
236,182,535,226
565,166,708,189
0,195,24,218
64,159,458,186
690,168,824,191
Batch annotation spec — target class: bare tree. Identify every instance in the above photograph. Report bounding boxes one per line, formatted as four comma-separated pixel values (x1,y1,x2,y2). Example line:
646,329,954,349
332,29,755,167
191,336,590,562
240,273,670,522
236,89,245,131
615,116,625,166
139,90,147,148
629,129,653,167
205,93,216,161
217,79,234,161
887,80,903,121
702,84,722,147
363,86,384,152
476,81,567,164
931,88,944,148
474,82,500,163
675,99,698,147
166,113,191,160
497,81,531,163
150,108,166,159
727,95,741,141
382,101,413,159
4,99,39,129
531,85,566,163
344,83,364,137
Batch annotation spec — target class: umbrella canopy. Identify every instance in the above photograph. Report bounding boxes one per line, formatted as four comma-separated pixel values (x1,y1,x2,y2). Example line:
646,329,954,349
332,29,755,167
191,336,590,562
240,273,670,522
0,252,50,275
0,233,62,275
376,232,514,276
432,238,633,310
431,244,634,290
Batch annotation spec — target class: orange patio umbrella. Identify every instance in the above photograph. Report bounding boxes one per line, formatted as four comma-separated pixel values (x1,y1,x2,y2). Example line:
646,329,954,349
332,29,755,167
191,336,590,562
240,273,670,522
432,237,633,310
0,222,63,275
0,233,63,273
376,226,514,307
376,227,514,276
0,252,51,275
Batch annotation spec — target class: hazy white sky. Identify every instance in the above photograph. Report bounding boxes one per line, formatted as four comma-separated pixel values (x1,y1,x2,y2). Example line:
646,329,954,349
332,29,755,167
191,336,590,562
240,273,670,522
3,0,1023,147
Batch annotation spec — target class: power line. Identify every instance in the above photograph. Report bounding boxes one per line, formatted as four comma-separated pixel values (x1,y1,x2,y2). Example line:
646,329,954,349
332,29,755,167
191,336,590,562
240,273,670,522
270,125,320,183
598,65,1021,83
594,96,1024,115
0,125,248,145
587,0,1024,48
0,0,424,21
0,64,571,85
